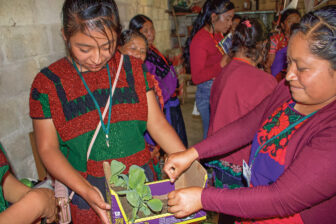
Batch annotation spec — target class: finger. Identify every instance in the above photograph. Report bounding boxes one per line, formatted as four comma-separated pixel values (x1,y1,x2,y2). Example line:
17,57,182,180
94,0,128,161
175,210,189,218
98,210,110,224
168,204,181,214
167,190,176,199
167,197,179,206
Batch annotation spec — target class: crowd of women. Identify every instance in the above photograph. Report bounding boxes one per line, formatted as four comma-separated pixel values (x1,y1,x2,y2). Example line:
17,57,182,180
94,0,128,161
0,0,335,223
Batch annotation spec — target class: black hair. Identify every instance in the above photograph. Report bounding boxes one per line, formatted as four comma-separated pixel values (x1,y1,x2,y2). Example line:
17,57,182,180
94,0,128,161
278,8,300,34
280,8,301,25
290,5,336,70
129,14,153,31
230,18,268,64
119,29,148,50
62,0,121,60
233,14,242,21
183,0,234,73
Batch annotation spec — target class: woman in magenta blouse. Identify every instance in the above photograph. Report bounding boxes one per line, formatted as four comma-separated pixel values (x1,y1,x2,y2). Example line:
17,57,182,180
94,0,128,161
183,0,234,139
165,6,336,224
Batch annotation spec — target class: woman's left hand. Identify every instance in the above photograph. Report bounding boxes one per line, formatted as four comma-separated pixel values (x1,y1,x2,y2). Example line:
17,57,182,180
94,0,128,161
167,187,203,218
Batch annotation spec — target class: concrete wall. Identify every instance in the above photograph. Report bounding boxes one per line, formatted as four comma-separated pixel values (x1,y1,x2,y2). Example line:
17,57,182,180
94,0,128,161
0,0,170,179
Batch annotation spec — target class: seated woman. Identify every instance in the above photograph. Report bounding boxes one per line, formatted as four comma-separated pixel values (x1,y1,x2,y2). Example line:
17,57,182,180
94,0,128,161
164,6,336,223
207,18,277,189
0,143,56,223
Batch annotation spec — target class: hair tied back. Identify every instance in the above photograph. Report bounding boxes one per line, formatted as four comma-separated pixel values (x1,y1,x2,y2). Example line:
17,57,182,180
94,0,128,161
243,20,252,28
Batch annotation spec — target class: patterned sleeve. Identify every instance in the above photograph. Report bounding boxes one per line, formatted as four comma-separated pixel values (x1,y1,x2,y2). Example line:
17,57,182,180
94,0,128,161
29,72,53,119
0,143,10,185
142,63,154,92
269,34,279,55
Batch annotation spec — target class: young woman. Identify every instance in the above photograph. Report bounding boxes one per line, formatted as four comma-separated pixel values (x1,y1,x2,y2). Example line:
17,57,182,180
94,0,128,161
207,18,277,189
183,0,235,139
129,15,188,148
0,143,56,224
29,1,186,223
265,9,301,80
165,6,336,223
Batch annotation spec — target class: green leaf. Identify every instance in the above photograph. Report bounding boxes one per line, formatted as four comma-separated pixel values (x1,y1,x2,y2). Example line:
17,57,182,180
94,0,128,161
136,184,152,201
130,206,139,223
110,160,126,176
110,175,119,185
126,190,141,208
128,165,146,189
146,198,163,212
114,177,126,187
117,190,130,195
140,204,151,216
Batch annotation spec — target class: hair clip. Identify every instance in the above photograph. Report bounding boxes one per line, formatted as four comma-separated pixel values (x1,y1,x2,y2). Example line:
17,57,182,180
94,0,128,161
243,20,252,28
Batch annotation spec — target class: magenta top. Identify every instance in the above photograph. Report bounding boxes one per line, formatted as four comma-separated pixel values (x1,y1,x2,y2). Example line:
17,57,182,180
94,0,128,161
208,59,277,165
194,80,336,223
190,28,223,85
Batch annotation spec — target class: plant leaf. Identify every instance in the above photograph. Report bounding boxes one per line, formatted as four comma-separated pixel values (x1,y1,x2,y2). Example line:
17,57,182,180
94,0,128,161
110,175,119,185
126,190,141,208
115,177,126,187
146,198,163,212
128,165,146,189
130,206,139,223
136,184,152,201
110,160,126,176
139,204,151,216
117,190,130,195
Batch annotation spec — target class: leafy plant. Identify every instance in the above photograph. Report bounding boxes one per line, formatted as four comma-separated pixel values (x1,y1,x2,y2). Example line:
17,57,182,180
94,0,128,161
109,160,128,188
110,160,163,222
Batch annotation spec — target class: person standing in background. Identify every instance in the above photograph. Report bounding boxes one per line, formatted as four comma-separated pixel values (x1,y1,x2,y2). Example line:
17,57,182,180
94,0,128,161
265,9,301,81
183,0,235,139
206,18,277,191
129,14,188,148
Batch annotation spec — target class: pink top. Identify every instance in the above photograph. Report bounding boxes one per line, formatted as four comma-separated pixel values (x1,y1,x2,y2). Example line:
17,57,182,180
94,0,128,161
190,28,223,85
194,80,336,223
208,59,276,164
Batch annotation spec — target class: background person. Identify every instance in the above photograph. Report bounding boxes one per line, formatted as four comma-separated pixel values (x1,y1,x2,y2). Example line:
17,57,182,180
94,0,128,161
129,14,188,148
206,18,277,190
183,0,235,139
264,8,301,81
30,1,186,223
118,29,165,178
165,6,336,223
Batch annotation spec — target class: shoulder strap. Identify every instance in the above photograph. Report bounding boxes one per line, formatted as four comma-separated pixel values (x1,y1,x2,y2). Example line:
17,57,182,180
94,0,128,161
68,55,124,201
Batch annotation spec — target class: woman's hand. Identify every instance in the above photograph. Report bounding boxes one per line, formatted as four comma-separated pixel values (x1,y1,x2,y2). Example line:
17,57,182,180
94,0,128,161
32,188,57,223
83,186,111,224
168,187,203,218
163,148,199,182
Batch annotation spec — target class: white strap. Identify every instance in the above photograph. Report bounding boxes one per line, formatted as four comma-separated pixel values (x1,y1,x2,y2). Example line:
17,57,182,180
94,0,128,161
69,55,124,201
86,55,124,160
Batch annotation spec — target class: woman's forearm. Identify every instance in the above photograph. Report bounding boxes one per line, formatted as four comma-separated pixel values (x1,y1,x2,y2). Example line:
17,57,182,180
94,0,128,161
33,119,91,197
146,91,186,154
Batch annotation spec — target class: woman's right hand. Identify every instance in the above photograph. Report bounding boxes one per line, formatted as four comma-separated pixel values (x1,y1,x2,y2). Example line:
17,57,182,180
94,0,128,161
83,186,111,224
163,148,199,182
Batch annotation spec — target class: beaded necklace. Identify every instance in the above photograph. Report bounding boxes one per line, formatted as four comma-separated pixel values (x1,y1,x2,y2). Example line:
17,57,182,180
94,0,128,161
72,59,114,148
208,29,225,55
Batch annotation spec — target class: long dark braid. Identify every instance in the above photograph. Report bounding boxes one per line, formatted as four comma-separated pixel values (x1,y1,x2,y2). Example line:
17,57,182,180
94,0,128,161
183,0,234,73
